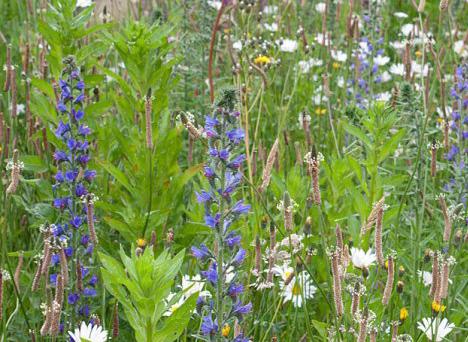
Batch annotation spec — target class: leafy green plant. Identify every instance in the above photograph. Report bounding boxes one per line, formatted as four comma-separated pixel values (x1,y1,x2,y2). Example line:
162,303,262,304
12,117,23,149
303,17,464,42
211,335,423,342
99,247,196,342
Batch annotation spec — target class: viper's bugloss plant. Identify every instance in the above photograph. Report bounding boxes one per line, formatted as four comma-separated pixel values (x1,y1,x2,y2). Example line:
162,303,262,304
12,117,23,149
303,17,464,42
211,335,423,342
191,89,251,341
35,56,99,336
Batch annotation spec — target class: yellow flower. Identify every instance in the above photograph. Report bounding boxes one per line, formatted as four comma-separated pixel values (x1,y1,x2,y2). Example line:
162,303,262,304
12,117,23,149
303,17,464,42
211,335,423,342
415,50,422,58
136,238,147,248
222,324,231,337
432,301,446,313
314,108,326,115
400,307,409,321
332,62,340,69
254,55,271,65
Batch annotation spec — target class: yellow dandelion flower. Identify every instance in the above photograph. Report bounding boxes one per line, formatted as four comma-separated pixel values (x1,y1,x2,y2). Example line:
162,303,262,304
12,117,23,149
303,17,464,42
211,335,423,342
222,324,231,337
332,62,340,69
432,301,446,313
400,307,409,321
136,238,147,248
254,55,271,65
314,108,326,115
415,50,422,58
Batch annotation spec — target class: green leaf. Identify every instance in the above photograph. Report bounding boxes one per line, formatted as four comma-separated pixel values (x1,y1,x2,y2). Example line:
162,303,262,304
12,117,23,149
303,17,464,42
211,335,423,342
97,160,133,193
21,155,49,173
341,120,372,149
379,128,406,162
153,293,198,342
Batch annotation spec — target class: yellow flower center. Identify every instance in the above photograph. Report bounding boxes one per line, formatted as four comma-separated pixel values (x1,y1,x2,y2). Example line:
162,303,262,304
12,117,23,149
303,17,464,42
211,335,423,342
222,324,231,337
136,238,147,248
432,300,446,313
292,282,302,296
400,307,409,321
254,55,271,65
314,108,326,115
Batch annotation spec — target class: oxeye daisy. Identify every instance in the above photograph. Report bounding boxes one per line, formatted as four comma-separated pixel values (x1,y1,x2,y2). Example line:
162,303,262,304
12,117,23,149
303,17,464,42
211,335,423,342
417,318,455,341
280,271,316,308
68,321,108,342
350,248,377,269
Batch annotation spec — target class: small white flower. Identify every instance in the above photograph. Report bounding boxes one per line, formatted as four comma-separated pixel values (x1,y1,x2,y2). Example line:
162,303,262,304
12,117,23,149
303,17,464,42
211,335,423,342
389,63,405,76
337,76,345,88
207,0,222,10
417,318,455,342
277,39,298,52
315,33,332,46
401,23,415,36
350,248,376,269
181,274,210,298
315,2,326,13
232,40,242,51
411,61,429,77
264,22,278,32
164,292,186,316
376,92,391,102
272,263,294,281
263,5,278,15
380,71,392,83
454,40,467,58
331,50,347,62
390,40,406,50
418,270,433,286
68,322,108,342
280,234,304,254
373,55,390,66
394,12,408,19
76,0,93,8
417,270,452,287
281,271,316,307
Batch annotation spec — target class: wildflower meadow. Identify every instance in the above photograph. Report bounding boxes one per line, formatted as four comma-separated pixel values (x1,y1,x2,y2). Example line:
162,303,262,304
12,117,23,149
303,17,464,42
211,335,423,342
0,0,467,341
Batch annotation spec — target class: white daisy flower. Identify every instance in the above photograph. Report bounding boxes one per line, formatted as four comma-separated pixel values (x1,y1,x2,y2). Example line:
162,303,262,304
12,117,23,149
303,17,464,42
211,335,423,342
417,270,452,287
232,40,242,51
394,12,408,19
272,263,294,281
76,0,93,8
264,22,278,32
350,248,376,269
277,39,298,52
376,92,391,102
374,55,390,66
315,33,332,46
68,322,108,342
181,274,210,298
454,40,467,58
263,5,278,15
380,71,392,82
207,0,222,10
164,292,186,316
401,23,415,36
315,2,326,13
331,50,347,62
390,41,406,50
281,271,316,307
337,76,345,88
389,63,405,76
411,61,429,77
417,318,455,342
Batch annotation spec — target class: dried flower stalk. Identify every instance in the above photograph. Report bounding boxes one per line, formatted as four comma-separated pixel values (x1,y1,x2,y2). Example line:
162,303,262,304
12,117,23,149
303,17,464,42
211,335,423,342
382,256,394,305
259,138,279,193
331,251,343,316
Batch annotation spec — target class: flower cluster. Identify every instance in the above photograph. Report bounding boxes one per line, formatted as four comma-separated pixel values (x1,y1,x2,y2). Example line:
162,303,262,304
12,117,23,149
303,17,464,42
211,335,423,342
39,56,99,336
191,89,251,341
